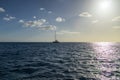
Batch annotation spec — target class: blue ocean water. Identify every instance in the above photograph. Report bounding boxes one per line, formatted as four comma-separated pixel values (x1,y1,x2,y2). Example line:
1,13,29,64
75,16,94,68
0,42,120,80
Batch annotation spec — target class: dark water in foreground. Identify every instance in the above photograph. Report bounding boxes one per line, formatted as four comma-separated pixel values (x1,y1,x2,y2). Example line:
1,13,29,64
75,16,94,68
0,42,120,80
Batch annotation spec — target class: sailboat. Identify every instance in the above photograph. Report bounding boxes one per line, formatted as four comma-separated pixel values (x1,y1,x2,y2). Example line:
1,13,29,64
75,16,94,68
53,30,59,43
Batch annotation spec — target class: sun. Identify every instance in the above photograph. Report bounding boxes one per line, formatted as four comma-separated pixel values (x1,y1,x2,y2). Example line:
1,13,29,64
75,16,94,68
99,0,112,11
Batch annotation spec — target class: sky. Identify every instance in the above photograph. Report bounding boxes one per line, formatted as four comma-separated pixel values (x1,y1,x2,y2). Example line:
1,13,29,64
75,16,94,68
0,0,120,42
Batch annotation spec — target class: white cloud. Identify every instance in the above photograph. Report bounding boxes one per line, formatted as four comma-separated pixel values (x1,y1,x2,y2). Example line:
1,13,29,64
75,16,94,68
112,26,120,29
112,16,120,22
24,19,46,27
33,16,36,19
19,20,24,23
92,20,98,23
40,8,45,11
56,17,65,22
40,25,56,30
48,11,52,14
9,16,16,19
3,17,10,21
57,30,80,35
0,7,5,13
19,19,56,30
3,16,16,21
79,12,92,18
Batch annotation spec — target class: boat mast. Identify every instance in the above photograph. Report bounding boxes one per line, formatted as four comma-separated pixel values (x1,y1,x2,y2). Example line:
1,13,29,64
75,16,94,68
55,30,56,41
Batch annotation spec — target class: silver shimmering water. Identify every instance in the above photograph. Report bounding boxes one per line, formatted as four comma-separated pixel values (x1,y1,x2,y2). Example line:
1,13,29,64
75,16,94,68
0,42,120,80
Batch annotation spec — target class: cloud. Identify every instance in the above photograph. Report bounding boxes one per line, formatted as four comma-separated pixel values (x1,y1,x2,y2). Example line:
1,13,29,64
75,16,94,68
33,16,37,19
19,19,56,30
112,26,120,29
92,20,98,23
79,12,92,18
0,7,5,13
40,25,56,30
48,11,52,14
57,30,80,35
40,8,45,11
24,19,46,27
3,16,16,21
112,16,120,22
19,20,24,23
56,17,65,22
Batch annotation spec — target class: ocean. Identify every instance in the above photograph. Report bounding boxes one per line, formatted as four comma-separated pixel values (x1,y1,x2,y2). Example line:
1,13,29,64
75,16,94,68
0,42,120,80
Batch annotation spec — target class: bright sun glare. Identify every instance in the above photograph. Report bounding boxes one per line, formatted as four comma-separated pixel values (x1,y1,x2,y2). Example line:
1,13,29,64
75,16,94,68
99,0,112,11
97,42,111,46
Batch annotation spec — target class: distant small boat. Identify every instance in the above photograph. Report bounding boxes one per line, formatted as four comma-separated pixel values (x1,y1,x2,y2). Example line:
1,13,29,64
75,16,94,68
53,30,60,43
53,40,59,43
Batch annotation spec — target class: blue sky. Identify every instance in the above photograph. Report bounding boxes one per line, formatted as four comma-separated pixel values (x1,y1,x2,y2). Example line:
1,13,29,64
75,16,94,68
0,0,120,42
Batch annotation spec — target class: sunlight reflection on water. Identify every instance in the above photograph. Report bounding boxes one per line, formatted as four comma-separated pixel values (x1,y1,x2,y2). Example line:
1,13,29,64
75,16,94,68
92,42,120,80
94,42,116,60
0,42,120,80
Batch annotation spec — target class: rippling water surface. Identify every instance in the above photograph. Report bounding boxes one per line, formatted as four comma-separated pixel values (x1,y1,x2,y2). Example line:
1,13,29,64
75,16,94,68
0,42,120,80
